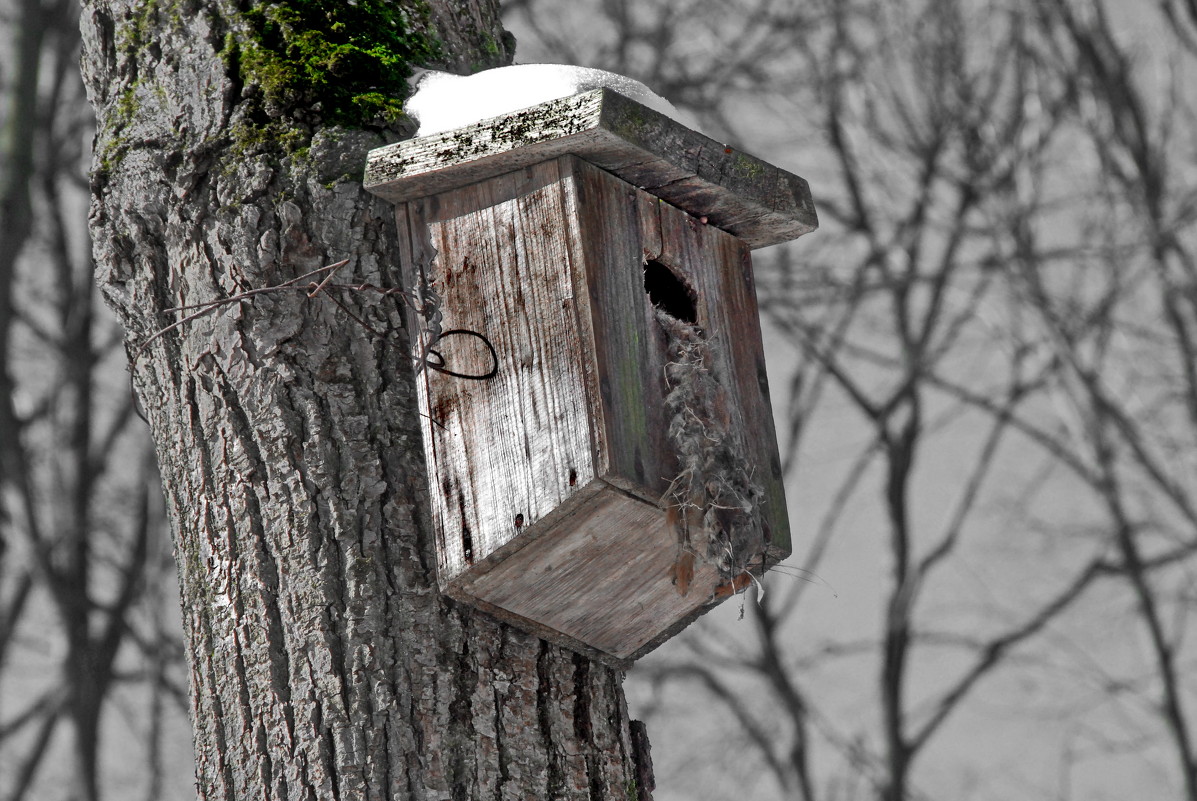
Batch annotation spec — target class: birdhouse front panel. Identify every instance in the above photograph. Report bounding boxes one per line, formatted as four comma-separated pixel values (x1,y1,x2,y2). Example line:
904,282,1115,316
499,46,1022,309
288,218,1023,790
392,155,789,663
398,161,602,580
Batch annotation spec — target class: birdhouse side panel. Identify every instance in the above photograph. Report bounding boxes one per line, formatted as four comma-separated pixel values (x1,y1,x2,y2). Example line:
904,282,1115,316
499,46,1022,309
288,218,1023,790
650,196,792,563
401,162,602,583
565,156,792,576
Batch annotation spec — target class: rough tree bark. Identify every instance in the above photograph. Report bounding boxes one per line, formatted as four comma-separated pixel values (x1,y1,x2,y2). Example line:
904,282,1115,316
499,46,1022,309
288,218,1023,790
79,1,651,798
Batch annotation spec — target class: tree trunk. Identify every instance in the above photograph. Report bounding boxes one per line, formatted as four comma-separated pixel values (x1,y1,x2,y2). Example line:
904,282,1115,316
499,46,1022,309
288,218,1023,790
79,2,650,798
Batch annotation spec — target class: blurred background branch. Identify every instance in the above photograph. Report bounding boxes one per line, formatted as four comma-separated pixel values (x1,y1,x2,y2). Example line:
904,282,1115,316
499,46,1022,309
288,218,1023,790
2,0,1195,798
0,0,190,799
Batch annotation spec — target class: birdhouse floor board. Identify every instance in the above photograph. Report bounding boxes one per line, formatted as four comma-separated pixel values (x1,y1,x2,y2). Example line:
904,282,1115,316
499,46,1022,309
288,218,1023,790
447,482,729,664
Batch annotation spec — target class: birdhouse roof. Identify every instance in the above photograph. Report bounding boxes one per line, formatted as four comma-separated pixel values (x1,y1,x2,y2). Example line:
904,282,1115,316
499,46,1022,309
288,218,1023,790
364,88,817,250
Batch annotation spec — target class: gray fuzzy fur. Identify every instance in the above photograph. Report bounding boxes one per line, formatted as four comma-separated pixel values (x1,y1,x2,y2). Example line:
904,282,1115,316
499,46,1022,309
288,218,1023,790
655,309,765,580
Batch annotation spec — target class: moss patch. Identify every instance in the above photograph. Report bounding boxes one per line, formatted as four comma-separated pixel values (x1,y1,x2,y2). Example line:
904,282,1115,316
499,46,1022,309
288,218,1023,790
233,0,441,129
93,0,448,179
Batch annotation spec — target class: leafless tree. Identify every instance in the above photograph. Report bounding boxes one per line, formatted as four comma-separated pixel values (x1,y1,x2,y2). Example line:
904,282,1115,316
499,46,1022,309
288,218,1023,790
1007,1,1197,796
0,0,187,799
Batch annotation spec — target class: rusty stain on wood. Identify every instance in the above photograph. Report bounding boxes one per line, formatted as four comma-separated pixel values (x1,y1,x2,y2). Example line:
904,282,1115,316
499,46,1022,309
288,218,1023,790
672,551,696,597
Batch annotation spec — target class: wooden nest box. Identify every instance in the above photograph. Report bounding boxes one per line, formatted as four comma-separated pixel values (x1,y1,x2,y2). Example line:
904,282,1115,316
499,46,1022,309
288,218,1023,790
364,88,817,666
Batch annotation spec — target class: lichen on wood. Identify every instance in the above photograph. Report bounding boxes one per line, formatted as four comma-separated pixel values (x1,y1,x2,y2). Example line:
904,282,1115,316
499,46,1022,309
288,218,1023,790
365,88,818,249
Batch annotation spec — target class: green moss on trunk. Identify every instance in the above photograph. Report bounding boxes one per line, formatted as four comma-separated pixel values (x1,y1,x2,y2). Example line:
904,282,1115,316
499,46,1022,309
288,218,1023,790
231,0,441,129
93,0,448,182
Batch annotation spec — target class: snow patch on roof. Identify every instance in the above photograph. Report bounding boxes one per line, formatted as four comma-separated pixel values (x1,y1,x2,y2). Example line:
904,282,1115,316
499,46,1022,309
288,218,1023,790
407,64,685,136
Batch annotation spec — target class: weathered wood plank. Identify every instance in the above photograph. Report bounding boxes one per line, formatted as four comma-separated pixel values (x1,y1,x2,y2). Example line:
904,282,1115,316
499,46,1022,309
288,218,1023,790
566,156,673,501
413,161,601,582
364,88,818,250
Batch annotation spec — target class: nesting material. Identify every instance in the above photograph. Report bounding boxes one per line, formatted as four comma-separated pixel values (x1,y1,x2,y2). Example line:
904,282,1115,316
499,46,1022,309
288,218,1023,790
655,308,766,591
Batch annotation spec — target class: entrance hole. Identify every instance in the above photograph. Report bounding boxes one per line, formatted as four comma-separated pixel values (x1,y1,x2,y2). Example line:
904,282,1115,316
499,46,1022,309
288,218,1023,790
643,260,697,324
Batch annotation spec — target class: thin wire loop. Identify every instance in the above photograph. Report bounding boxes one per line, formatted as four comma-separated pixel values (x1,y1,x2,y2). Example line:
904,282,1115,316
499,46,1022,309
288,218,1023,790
425,329,500,380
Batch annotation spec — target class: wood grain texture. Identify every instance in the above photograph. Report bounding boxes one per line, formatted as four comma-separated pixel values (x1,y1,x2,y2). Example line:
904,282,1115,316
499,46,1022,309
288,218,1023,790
568,158,671,500
365,88,818,250
458,487,722,661
411,160,600,582
391,155,792,663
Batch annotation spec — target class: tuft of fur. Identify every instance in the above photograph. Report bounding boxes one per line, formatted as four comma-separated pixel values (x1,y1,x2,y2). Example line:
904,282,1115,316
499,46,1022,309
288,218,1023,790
655,309,764,584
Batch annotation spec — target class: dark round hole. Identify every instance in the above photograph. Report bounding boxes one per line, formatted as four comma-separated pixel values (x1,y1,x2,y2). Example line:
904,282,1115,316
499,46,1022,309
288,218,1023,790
644,260,697,324
514,513,524,528
462,527,474,564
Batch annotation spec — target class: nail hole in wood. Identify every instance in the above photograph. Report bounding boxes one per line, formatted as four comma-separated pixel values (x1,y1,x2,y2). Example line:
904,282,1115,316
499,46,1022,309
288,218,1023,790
462,526,474,565
644,260,697,324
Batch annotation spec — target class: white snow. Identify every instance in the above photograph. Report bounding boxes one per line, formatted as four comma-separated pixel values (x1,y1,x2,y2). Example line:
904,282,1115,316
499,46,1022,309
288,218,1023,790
407,64,685,136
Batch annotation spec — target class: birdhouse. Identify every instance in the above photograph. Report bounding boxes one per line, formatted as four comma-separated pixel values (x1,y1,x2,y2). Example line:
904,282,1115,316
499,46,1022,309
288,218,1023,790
364,88,816,666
